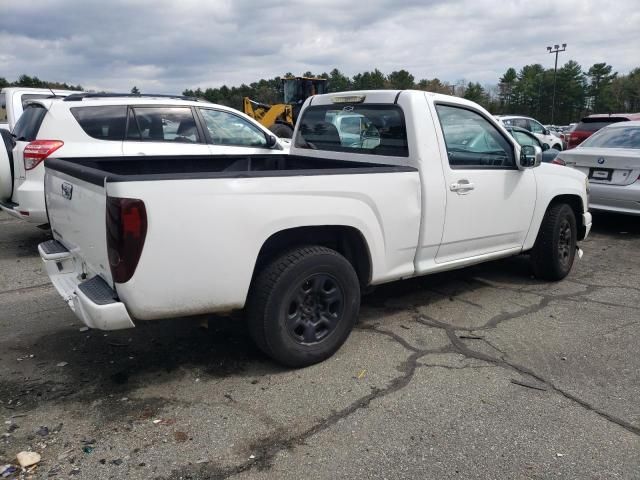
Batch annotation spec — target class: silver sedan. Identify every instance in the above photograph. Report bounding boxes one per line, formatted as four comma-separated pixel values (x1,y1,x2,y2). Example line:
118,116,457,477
557,121,640,215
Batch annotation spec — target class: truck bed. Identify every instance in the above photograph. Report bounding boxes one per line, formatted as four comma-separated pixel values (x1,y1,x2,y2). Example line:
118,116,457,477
45,154,415,185
44,153,422,321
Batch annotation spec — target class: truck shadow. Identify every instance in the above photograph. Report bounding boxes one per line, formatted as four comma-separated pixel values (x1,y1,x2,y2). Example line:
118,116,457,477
6,247,560,420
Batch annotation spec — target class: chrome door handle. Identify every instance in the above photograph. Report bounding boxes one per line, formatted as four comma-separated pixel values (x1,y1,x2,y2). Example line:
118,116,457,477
450,181,475,194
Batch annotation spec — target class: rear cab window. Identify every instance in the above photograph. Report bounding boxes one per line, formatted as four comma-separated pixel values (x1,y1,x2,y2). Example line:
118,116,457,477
20,94,53,109
295,104,409,157
13,104,47,141
71,106,127,140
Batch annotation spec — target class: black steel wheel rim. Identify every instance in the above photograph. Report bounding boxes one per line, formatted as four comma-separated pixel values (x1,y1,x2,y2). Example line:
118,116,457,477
558,219,572,266
284,273,345,345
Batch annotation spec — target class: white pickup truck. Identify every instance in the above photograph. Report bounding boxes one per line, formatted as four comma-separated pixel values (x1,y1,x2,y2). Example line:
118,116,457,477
39,90,592,367
0,87,80,130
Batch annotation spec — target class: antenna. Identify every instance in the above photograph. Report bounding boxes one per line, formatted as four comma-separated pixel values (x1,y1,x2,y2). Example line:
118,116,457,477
46,84,57,98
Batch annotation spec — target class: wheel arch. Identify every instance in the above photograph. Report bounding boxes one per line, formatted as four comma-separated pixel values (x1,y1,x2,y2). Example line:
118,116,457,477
548,194,586,240
252,225,372,287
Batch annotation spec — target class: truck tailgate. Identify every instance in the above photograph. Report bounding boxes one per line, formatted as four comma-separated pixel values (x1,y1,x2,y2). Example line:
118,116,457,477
45,167,113,285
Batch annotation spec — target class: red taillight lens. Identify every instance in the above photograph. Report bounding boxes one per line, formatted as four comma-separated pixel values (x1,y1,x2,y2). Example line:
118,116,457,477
23,140,63,170
106,197,147,283
551,157,566,166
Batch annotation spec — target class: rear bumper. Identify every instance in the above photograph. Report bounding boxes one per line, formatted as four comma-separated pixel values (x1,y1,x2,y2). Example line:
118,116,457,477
39,240,135,330
0,177,48,224
589,182,640,216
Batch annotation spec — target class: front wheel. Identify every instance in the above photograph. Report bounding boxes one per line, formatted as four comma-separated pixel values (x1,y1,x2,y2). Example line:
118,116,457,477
247,246,360,367
530,203,577,280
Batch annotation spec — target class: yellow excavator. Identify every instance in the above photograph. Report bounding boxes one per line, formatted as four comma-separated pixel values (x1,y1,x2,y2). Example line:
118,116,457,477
243,76,328,138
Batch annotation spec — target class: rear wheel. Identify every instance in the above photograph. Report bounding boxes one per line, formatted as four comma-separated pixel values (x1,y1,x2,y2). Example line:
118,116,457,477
0,129,14,201
530,203,577,280
247,246,360,367
269,123,294,139
553,143,562,151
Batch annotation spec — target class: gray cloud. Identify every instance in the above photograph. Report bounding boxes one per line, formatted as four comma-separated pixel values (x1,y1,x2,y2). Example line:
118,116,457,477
2,0,638,93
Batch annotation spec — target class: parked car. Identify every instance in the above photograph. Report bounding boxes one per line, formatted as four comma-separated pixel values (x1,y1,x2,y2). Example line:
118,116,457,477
495,115,564,150
565,113,640,149
505,126,563,164
0,87,80,131
0,93,288,225
557,121,640,215
38,89,591,367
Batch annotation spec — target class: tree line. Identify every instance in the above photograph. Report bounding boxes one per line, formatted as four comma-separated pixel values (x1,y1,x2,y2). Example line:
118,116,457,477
4,62,640,125
183,63,640,125
0,74,83,92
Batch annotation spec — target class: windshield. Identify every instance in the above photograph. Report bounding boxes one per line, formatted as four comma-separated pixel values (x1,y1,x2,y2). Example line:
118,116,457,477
0,93,6,123
511,130,539,147
295,104,408,157
580,125,640,149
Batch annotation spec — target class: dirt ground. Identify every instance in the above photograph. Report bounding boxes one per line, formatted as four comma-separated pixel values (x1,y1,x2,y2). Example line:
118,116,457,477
0,210,638,479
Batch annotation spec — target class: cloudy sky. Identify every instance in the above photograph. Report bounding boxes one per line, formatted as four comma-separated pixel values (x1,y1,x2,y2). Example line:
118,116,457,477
2,0,639,93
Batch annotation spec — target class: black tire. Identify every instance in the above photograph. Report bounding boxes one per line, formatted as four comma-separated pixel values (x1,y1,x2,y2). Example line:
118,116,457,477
247,246,360,367
269,123,294,139
530,203,577,280
553,143,562,151
0,129,14,201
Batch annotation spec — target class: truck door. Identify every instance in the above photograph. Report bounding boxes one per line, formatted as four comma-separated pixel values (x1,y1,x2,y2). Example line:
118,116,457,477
432,104,536,263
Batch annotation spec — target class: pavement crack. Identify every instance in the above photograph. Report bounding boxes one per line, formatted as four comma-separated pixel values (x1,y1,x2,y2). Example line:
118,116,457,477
355,324,420,352
165,336,446,479
415,313,640,437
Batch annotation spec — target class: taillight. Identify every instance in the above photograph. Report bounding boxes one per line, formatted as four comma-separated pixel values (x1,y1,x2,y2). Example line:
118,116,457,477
551,157,566,166
106,197,147,283
23,140,63,170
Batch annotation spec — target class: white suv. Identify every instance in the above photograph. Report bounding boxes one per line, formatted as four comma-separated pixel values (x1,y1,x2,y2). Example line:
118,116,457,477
0,93,288,225
495,115,563,151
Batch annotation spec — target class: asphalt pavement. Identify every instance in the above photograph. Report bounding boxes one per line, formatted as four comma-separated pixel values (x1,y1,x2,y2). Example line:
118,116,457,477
0,210,638,479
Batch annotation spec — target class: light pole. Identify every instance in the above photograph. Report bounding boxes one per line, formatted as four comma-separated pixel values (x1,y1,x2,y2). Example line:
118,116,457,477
547,43,566,125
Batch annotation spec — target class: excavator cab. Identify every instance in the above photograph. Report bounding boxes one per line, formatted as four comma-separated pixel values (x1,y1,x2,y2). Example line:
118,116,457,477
243,76,328,138
283,77,328,104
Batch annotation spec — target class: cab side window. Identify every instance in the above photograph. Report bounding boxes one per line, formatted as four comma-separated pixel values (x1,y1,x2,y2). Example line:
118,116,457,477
199,109,267,147
436,105,515,169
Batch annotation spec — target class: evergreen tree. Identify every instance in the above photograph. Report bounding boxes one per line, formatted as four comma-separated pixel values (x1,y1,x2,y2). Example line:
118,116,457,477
586,63,617,113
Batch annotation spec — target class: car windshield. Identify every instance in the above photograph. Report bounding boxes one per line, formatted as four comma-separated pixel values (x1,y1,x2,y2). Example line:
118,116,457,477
511,130,538,147
0,93,6,123
580,125,640,149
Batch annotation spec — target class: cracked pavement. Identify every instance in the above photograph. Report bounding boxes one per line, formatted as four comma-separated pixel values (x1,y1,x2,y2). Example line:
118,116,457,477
0,210,638,479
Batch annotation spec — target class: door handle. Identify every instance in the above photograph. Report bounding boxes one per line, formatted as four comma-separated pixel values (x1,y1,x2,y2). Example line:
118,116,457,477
450,180,475,194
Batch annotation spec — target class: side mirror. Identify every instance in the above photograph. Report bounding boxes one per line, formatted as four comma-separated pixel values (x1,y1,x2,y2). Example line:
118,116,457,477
542,128,549,135
265,134,278,147
520,145,542,168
